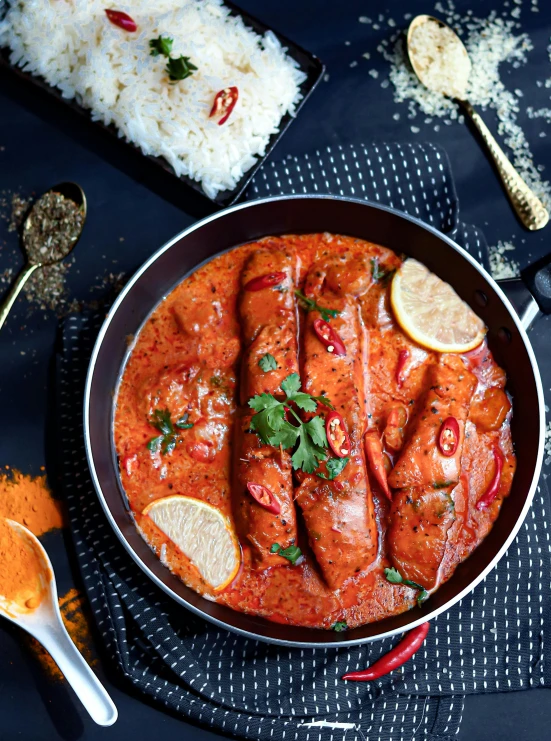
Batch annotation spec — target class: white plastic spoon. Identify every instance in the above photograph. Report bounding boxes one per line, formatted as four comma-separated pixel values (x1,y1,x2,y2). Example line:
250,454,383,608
0,520,118,727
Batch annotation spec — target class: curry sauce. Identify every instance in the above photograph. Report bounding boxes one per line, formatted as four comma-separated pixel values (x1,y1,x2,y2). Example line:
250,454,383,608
114,233,515,630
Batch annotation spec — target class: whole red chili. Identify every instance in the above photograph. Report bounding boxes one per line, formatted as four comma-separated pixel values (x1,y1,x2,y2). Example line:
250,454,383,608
438,417,460,457
105,9,137,32
246,483,281,515
364,431,392,501
342,622,430,681
210,86,239,125
244,272,286,292
395,349,409,387
312,318,346,356
476,447,504,510
325,412,351,458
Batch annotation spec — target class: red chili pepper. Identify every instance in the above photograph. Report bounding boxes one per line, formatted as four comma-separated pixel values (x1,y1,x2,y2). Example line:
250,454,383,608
395,349,409,387
122,454,138,477
244,271,286,292
105,9,137,32
476,447,504,510
342,622,430,681
438,417,460,457
210,86,239,125
384,404,408,452
325,412,351,458
246,483,281,515
364,431,392,500
312,318,346,356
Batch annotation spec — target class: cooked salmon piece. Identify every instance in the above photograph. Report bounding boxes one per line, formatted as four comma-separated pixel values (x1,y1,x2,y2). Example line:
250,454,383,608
233,249,299,567
388,355,477,489
295,253,378,588
388,485,456,589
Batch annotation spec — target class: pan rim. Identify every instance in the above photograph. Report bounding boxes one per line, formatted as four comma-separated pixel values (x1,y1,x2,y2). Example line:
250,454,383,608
83,194,545,648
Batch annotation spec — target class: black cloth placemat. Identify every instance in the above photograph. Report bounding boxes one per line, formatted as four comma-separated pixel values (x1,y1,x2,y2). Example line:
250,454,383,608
57,142,551,741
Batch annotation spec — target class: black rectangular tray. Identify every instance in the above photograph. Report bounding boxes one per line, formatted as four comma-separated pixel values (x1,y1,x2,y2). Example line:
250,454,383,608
0,1,324,207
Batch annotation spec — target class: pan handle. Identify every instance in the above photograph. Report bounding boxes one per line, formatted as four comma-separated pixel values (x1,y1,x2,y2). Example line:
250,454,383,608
497,253,551,331
522,255,551,316
497,278,541,331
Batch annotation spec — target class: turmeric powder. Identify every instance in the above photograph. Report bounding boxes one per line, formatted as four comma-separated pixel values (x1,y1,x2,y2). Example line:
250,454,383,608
0,518,45,610
0,469,66,535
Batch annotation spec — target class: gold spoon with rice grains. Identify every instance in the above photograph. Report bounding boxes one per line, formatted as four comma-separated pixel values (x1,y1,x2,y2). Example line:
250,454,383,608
407,15,549,231
0,182,87,330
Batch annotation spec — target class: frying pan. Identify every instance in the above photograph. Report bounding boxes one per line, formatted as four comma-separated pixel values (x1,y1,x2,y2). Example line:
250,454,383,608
84,195,548,647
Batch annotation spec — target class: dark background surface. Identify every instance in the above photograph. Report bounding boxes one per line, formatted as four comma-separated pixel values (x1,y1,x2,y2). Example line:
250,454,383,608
0,0,550,739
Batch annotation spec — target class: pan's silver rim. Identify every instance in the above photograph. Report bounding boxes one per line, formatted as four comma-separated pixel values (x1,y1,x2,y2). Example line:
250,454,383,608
84,194,545,648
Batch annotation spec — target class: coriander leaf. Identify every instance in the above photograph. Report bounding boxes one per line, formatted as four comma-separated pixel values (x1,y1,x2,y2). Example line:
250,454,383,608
281,373,302,398
268,422,300,449
384,567,403,584
248,393,281,412
259,353,278,372
147,435,163,453
294,289,340,323
166,55,197,82
332,621,348,632
291,433,326,474
162,435,178,455
417,590,429,606
149,35,174,57
371,258,395,285
313,395,335,410
270,543,281,554
433,480,453,489
278,545,302,565
250,405,286,444
150,408,173,435
291,392,318,413
403,578,425,591
318,457,350,480
176,413,193,430
304,416,327,448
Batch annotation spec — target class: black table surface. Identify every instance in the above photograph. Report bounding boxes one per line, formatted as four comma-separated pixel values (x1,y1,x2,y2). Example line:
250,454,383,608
1,1,550,739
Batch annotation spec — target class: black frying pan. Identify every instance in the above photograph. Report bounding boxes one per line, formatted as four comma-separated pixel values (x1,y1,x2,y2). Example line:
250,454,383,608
84,195,547,647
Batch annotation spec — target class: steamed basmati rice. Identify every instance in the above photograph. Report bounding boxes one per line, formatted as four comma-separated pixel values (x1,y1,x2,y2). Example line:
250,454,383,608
0,0,306,198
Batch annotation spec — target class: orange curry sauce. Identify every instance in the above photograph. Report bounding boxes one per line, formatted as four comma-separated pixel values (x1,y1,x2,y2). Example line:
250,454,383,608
114,234,515,630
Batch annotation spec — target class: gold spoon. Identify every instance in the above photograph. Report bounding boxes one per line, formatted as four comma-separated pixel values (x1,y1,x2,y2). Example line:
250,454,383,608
407,15,549,231
0,182,87,330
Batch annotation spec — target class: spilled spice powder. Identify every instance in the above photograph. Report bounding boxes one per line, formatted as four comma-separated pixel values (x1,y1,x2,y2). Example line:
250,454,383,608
0,469,66,535
0,518,45,610
25,588,98,681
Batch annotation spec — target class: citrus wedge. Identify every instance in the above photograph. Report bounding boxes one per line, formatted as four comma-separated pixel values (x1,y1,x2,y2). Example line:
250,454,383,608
390,258,486,353
143,496,240,591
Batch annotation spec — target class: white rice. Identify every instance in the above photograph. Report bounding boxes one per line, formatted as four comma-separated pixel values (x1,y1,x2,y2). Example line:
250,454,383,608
0,0,306,199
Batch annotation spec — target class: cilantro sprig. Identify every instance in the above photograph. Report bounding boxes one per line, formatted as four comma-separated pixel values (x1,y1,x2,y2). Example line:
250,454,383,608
294,289,339,323
332,621,348,632
270,543,302,565
149,35,174,57
248,373,334,474
147,409,193,456
384,567,429,607
370,258,396,285
317,457,350,480
259,353,278,372
149,34,197,82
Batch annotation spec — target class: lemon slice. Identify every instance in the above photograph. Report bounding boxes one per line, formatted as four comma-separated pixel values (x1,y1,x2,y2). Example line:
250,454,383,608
390,258,486,352
143,496,240,591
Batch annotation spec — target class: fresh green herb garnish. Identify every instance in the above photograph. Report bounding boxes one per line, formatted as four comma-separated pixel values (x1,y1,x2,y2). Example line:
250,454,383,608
384,567,428,607
294,289,340,323
147,408,193,455
166,55,197,82
317,457,350,480
259,353,278,372
270,543,302,565
248,373,334,473
433,481,453,490
149,35,174,57
332,621,348,632
371,258,395,285
210,376,223,387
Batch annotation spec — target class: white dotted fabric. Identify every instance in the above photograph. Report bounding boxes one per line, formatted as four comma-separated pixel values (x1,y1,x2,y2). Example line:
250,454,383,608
58,143,549,740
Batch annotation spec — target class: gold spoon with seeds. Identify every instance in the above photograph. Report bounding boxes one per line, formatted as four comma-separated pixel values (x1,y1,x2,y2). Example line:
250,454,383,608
0,182,87,330
407,15,549,231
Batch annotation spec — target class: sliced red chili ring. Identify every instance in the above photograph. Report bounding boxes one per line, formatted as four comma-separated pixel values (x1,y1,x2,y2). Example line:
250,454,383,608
246,483,281,515
210,86,239,125
313,318,346,356
105,9,137,32
244,271,286,292
325,412,351,458
395,349,409,387
476,447,504,510
438,417,460,457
